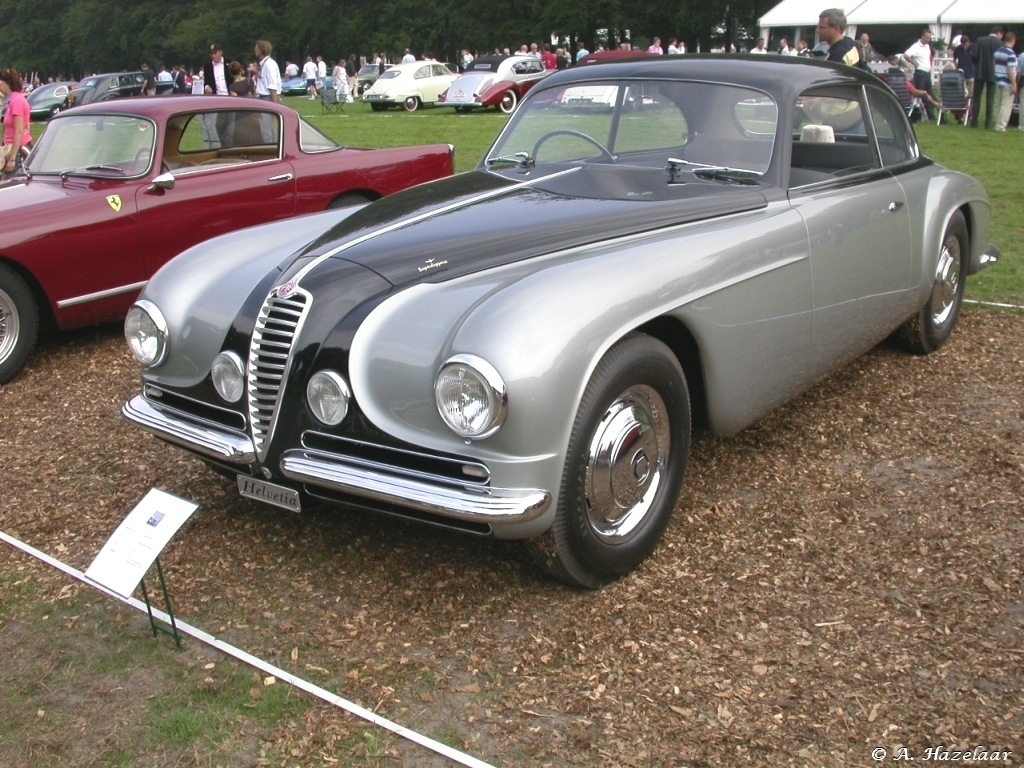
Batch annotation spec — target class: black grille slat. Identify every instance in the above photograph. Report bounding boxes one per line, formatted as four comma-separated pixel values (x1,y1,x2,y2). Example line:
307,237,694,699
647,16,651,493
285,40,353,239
247,289,309,459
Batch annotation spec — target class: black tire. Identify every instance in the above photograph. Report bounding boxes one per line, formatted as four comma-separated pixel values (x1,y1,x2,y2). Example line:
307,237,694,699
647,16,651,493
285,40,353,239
403,96,420,112
526,334,690,589
327,192,373,209
897,210,967,354
0,263,41,385
499,90,517,114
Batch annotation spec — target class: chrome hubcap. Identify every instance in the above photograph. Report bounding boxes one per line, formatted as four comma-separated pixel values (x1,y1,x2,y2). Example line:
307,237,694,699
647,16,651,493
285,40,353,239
931,236,961,327
584,385,669,542
0,287,20,364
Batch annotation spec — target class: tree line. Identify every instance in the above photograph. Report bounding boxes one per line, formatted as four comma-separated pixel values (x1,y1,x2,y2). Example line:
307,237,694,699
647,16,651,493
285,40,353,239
0,0,766,80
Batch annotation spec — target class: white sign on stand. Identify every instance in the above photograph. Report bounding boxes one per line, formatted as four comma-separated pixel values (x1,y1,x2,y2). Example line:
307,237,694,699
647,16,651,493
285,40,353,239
85,488,198,598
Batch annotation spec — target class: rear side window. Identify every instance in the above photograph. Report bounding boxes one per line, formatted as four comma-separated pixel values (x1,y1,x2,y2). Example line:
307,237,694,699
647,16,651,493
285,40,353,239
866,86,918,166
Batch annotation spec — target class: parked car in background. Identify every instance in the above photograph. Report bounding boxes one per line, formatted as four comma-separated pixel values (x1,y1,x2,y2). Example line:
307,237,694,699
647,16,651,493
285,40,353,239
356,63,389,95
69,71,147,106
281,75,309,96
27,81,78,120
0,96,453,383
438,54,550,114
362,61,458,111
122,57,997,588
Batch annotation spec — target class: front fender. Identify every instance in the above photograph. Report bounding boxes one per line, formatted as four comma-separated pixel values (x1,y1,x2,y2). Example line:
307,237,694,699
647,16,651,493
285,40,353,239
140,207,359,386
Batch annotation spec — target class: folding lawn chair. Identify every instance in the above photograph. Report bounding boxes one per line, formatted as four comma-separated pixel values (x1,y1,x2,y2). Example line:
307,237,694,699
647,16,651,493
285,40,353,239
935,69,971,126
881,69,924,121
321,77,345,115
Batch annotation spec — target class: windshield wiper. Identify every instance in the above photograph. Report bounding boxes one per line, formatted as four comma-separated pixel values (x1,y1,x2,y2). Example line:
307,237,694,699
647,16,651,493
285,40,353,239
666,157,762,185
60,164,128,179
484,151,534,169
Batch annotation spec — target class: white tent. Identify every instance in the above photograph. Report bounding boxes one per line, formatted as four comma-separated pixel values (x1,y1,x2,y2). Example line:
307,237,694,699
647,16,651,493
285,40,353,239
759,0,1024,45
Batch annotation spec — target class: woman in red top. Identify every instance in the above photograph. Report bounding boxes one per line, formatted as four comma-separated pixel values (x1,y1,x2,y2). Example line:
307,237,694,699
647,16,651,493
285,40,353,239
1,68,32,178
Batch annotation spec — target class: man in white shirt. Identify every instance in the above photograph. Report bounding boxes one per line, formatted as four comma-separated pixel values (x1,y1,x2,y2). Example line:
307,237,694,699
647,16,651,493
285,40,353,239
904,29,936,119
302,57,318,99
255,40,281,102
401,49,416,63
316,56,327,91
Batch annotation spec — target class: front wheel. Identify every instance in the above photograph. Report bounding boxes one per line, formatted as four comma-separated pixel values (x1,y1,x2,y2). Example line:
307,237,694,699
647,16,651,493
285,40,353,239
526,334,690,589
897,210,967,354
0,264,41,384
499,90,517,114
403,96,420,112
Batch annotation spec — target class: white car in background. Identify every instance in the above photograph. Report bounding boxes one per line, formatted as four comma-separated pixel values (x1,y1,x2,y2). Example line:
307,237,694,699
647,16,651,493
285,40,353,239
361,61,457,112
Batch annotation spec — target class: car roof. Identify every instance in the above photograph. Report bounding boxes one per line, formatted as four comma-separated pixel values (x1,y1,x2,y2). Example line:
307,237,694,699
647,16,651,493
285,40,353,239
57,95,294,120
541,54,876,104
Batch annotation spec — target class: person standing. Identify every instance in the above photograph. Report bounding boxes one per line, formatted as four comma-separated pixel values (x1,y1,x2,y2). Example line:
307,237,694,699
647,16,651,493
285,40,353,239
140,62,157,95
302,57,317,99
817,9,861,67
0,68,32,178
953,34,976,100
904,29,936,120
750,37,767,54
972,27,1003,129
401,48,416,64
993,31,1018,131
576,42,590,63
254,40,281,102
647,37,664,55
203,44,230,96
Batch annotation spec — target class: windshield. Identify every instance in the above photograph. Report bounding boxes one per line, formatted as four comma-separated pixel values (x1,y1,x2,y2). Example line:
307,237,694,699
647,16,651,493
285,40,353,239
487,79,777,174
28,114,156,177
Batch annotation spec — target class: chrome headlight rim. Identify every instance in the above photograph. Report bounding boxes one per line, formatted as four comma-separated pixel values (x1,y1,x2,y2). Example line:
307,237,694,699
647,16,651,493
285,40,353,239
434,353,507,440
306,370,351,427
211,350,245,403
124,300,168,368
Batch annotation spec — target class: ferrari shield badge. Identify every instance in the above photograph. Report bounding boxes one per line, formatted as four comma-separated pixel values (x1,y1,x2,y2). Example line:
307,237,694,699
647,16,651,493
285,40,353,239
106,195,122,213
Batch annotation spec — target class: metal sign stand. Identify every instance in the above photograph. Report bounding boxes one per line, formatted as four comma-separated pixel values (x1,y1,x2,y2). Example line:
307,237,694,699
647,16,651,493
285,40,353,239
139,556,183,647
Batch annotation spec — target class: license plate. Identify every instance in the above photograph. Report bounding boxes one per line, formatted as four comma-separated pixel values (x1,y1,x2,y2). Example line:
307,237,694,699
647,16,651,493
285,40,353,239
364,94,381,100
237,475,301,512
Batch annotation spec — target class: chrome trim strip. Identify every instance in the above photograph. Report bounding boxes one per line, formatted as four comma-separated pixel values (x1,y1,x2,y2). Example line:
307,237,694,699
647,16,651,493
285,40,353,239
280,450,551,523
57,281,148,308
122,394,255,464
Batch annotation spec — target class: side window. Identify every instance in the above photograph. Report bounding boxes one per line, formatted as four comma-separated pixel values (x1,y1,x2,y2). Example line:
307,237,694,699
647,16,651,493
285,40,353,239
791,87,877,185
178,112,280,155
866,86,917,167
414,66,429,80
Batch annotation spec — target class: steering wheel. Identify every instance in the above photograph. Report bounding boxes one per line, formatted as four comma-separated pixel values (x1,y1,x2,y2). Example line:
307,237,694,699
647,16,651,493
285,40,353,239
531,129,615,163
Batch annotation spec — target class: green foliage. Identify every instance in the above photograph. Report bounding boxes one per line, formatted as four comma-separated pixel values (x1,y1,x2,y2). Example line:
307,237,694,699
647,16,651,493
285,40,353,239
0,0,742,78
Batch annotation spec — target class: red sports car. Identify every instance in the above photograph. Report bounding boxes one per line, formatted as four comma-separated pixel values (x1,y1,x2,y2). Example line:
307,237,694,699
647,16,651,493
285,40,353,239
0,96,454,383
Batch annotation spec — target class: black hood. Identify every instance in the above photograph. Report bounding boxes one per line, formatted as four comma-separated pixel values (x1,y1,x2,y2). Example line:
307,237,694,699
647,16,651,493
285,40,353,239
297,167,769,286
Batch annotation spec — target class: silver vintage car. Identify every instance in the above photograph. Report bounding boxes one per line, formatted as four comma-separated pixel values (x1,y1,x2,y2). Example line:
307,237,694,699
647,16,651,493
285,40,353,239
123,56,998,588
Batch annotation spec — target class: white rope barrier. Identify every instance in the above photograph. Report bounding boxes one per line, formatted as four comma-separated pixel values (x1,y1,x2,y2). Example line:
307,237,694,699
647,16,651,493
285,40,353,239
0,529,495,768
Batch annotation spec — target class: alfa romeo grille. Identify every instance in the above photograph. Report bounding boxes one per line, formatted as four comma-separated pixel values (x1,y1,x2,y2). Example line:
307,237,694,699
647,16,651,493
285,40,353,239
247,287,310,459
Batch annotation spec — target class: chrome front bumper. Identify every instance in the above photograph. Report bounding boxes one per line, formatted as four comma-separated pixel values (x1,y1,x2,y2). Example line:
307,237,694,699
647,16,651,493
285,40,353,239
123,394,551,525
123,394,255,464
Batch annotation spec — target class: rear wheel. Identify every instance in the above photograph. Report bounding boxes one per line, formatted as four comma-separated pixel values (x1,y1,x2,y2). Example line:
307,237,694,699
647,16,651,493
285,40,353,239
526,334,690,589
327,192,373,209
0,264,41,384
897,210,967,354
403,95,421,112
499,90,518,114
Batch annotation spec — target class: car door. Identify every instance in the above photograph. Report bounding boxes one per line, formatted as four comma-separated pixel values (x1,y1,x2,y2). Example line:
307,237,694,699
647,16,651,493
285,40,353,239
134,108,297,277
419,64,453,103
787,85,915,374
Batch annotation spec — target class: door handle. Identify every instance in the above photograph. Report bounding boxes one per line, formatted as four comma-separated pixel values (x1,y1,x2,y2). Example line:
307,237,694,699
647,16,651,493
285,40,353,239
888,201,904,212
268,173,294,183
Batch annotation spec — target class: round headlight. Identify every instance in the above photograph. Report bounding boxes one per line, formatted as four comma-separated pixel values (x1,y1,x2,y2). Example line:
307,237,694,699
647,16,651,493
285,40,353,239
124,300,168,367
307,370,350,426
434,354,507,439
211,351,245,403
